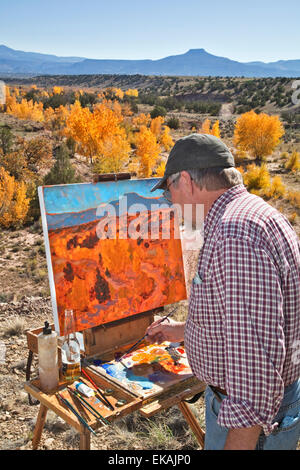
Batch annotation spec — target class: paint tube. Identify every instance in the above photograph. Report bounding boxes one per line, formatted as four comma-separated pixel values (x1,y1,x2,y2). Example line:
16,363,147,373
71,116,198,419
74,381,94,398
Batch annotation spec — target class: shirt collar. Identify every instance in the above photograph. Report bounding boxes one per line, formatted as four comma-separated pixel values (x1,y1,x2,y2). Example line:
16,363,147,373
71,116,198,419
204,184,247,238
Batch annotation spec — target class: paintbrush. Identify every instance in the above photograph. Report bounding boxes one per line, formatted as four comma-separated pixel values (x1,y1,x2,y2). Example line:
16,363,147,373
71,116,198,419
57,392,96,435
116,307,177,363
68,387,110,426
81,368,115,411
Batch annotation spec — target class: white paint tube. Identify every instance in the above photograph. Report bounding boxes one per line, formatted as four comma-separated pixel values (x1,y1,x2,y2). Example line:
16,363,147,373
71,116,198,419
74,381,95,398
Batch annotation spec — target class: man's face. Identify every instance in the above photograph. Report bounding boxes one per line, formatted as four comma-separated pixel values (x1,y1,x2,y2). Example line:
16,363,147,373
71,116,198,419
167,172,202,229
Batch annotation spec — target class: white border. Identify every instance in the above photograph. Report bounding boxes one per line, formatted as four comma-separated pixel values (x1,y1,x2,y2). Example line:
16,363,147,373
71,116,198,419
38,186,60,334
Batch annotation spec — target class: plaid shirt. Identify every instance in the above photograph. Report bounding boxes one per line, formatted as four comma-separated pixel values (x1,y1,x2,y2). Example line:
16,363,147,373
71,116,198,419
184,184,300,434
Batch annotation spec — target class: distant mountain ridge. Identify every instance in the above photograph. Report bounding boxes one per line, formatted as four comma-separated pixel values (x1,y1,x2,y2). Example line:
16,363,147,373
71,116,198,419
1,45,300,77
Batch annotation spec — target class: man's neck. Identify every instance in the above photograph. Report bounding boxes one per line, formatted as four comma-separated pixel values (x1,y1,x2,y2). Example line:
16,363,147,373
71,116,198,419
200,188,228,219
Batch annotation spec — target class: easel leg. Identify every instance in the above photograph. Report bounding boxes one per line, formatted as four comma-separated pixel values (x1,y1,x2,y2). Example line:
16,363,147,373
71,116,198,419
32,403,48,450
79,426,91,450
178,401,205,449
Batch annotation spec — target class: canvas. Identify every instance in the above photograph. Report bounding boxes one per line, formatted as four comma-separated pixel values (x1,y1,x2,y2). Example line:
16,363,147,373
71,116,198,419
38,178,187,335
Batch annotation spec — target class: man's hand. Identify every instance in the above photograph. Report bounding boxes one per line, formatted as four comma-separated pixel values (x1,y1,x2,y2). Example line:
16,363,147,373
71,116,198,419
224,425,262,450
146,319,185,344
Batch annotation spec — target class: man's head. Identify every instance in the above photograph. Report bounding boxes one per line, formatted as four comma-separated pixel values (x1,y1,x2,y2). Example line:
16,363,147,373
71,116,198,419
151,133,243,223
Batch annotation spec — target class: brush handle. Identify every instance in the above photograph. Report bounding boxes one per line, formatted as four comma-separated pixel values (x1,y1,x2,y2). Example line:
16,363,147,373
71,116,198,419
57,392,96,435
81,368,114,410
68,388,109,426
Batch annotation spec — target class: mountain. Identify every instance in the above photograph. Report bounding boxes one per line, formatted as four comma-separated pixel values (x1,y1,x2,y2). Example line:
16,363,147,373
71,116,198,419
46,192,168,231
0,45,85,74
1,45,300,77
247,59,300,75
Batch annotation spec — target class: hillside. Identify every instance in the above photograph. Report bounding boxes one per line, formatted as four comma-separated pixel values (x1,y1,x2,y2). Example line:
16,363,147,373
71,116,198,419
3,74,300,127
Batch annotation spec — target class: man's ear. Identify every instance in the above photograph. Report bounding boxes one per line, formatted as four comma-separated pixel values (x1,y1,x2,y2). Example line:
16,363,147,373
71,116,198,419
180,171,194,195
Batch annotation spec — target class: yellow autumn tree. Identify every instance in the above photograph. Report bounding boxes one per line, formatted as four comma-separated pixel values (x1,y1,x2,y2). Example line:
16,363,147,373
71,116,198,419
113,88,124,100
53,86,63,95
132,113,151,128
0,167,29,228
155,160,166,177
44,105,69,131
234,110,284,161
211,120,221,138
64,100,99,163
6,96,44,122
92,131,131,174
125,89,138,98
159,126,174,152
200,118,211,134
199,119,221,137
150,116,165,138
65,99,130,165
135,126,161,177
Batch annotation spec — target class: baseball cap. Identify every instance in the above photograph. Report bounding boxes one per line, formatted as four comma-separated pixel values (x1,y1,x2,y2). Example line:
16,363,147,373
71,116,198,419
151,133,235,192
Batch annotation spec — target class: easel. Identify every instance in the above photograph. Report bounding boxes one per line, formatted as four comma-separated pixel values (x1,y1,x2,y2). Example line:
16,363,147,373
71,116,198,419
25,173,206,450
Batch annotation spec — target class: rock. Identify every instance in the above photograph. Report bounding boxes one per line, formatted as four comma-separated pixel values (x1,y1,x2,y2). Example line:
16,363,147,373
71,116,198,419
44,437,55,449
11,359,26,371
17,390,28,402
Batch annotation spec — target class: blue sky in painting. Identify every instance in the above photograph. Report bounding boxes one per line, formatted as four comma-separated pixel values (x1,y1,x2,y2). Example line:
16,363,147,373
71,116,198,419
40,178,169,230
41,178,163,214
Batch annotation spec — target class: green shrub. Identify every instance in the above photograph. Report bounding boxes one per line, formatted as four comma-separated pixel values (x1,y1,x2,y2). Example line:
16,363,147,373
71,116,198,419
150,106,167,119
166,116,180,129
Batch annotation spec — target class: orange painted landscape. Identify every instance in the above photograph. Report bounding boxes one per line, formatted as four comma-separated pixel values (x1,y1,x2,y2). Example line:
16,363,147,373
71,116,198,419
48,208,186,334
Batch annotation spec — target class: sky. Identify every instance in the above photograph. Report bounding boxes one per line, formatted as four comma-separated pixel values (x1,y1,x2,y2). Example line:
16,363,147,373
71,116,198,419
1,0,300,63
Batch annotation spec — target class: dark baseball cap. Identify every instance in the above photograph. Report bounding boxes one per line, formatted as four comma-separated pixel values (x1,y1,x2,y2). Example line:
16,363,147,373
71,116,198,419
150,133,235,192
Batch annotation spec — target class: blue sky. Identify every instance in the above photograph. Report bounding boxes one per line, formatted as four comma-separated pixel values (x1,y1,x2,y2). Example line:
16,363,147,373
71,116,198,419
1,0,300,62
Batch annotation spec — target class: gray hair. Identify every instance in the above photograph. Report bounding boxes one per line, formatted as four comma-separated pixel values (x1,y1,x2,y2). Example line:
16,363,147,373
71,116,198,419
170,167,243,191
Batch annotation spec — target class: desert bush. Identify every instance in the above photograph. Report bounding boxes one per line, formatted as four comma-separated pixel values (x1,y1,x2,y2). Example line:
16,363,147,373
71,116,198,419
285,150,300,172
233,149,249,165
243,163,271,195
3,317,26,337
150,106,167,119
0,126,14,154
166,116,180,129
288,212,298,225
286,191,300,209
264,176,286,199
43,144,79,185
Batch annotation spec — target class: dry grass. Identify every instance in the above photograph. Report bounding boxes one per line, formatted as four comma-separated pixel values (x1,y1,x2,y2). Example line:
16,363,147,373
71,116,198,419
2,317,26,337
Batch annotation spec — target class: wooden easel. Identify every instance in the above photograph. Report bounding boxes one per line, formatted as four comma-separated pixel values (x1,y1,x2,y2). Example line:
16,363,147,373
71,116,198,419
25,318,206,450
25,173,206,450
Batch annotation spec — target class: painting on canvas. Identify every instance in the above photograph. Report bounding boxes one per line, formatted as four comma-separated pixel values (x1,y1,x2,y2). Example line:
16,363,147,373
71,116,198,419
38,178,187,335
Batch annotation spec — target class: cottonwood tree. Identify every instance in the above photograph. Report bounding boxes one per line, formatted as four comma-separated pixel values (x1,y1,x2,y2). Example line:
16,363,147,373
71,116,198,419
234,110,284,162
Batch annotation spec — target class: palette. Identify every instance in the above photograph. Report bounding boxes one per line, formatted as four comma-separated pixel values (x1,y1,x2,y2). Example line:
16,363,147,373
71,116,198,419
89,341,193,399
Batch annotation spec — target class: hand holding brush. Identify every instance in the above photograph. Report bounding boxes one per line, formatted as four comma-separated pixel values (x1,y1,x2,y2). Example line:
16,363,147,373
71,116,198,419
145,309,185,345
116,307,179,363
